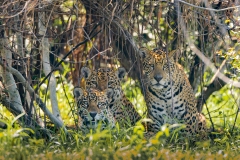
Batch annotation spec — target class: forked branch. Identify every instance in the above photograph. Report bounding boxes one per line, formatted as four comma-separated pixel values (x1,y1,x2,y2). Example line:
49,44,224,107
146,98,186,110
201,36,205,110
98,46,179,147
0,58,67,133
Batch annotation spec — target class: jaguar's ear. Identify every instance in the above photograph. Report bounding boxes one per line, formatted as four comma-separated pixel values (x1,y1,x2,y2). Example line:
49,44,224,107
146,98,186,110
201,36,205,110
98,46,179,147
117,67,126,80
73,87,84,99
81,67,91,79
105,88,114,99
139,48,148,59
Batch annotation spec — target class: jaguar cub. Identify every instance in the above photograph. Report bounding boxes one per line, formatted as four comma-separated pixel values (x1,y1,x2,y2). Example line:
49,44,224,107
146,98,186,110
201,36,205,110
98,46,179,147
139,48,207,137
81,67,141,127
73,87,115,132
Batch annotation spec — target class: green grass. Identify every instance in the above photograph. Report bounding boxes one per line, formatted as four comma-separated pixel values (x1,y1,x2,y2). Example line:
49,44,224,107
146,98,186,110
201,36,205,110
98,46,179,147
0,121,240,160
1,74,240,159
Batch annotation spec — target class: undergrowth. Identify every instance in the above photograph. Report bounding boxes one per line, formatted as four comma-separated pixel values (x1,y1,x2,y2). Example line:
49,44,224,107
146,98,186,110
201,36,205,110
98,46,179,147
1,72,240,159
0,119,240,160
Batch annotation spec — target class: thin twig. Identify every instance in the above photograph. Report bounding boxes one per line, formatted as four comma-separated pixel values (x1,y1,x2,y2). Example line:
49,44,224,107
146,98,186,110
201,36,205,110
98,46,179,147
231,107,239,134
204,99,215,132
59,74,79,130
35,27,101,92
177,5,240,88
179,0,240,12
0,58,67,133
210,59,226,84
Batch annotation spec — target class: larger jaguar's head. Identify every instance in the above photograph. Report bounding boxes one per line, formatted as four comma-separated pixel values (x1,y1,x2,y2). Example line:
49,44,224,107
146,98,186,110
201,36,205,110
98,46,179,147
139,48,176,89
73,87,115,131
81,67,126,102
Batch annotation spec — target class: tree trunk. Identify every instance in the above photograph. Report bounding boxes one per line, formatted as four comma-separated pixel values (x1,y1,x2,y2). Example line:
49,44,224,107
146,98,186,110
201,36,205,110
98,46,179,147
0,30,24,114
38,8,62,122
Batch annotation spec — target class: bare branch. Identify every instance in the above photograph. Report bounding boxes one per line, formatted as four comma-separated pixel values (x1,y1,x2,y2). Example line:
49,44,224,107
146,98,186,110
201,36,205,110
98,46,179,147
1,0,38,19
0,94,43,128
178,0,240,12
196,78,225,112
177,3,240,88
0,58,67,133
39,6,63,122
35,26,101,92
0,36,24,114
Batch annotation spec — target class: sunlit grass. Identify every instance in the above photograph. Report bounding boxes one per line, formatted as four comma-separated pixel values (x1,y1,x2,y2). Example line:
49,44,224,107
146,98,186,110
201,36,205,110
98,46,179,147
1,71,240,159
122,78,147,117
202,85,240,132
0,120,240,159
0,105,15,123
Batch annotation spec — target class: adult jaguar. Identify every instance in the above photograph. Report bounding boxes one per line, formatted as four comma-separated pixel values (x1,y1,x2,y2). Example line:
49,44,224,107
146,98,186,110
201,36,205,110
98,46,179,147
139,48,207,137
73,87,115,132
80,67,141,127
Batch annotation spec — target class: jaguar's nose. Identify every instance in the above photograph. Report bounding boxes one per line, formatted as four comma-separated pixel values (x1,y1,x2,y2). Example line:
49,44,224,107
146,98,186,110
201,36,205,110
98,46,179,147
89,112,97,119
154,74,163,82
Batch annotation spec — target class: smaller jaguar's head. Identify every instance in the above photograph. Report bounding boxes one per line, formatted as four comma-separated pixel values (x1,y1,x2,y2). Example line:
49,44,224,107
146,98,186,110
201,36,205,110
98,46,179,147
139,48,176,89
73,87,115,131
81,67,126,102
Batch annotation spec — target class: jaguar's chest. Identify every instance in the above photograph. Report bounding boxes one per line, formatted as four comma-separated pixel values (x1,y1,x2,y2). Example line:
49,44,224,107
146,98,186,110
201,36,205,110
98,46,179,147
146,85,187,116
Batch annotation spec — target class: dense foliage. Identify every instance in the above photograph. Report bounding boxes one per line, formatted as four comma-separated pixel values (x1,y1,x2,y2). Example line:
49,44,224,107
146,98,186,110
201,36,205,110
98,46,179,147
0,0,240,159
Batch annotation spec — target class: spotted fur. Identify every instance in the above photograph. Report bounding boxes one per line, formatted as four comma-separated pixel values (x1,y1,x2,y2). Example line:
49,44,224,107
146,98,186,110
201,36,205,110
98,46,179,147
139,48,207,137
81,67,141,126
73,87,115,132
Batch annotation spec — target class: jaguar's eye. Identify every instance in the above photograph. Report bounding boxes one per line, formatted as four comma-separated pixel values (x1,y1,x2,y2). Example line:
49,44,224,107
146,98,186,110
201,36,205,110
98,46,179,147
143,64,154,75
79,99,88,109
98,102,106,109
